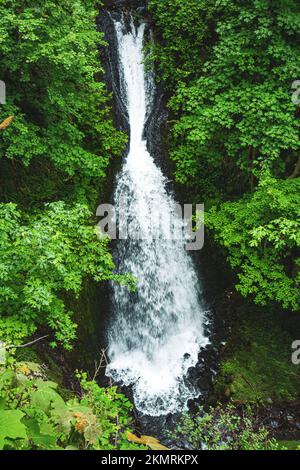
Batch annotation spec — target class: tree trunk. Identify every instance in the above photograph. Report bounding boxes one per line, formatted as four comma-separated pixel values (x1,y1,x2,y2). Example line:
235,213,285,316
288,155,300,179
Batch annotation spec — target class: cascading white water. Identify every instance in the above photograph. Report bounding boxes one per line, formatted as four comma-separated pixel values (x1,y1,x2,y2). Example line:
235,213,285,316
106,15,209,416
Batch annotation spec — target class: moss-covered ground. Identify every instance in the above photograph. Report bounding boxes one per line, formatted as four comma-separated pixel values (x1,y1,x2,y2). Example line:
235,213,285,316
212,308,300,405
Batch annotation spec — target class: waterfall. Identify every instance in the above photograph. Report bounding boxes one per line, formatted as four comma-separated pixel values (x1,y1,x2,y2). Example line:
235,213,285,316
106,14,209,416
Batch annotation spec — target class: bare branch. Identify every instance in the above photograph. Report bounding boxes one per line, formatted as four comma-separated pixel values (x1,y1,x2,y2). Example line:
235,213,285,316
92,348,110,381
7,335,49,350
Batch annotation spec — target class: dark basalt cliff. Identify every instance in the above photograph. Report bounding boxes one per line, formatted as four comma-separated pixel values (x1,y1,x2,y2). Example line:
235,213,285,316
103,0,148,11
97,2,168,171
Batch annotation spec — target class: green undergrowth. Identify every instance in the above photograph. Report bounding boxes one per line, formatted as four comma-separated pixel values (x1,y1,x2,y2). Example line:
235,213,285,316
172,405,280,450
0,353,146,450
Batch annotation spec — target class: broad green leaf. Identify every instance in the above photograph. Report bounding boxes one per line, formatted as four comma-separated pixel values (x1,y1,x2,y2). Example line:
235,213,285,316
31,387,64,412
0,410,27,449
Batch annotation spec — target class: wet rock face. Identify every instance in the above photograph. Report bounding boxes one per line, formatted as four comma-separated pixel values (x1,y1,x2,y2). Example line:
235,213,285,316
102,0,147,10
97,10,129,138
97,5,168,169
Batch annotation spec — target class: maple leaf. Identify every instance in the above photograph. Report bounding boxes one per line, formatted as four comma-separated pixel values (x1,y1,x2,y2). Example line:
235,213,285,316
127,431,169,450
0,116,13,130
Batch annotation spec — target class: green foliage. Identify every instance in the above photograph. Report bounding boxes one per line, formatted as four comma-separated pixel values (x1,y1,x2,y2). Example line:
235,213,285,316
0,0,126,178
0,359,144,450
0,202,134,349
206,173,300,311
173,405,280,450
150,0,300,194
0,410,27,449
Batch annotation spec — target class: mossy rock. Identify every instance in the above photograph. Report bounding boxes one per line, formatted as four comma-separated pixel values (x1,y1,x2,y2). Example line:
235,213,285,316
278,440,300,450
212,309,300,405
